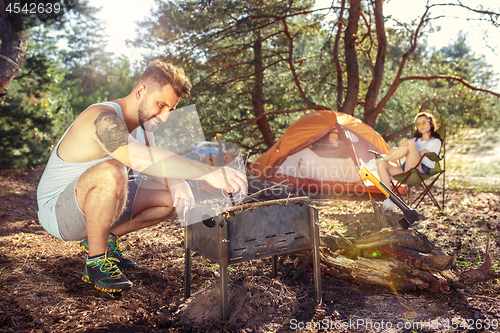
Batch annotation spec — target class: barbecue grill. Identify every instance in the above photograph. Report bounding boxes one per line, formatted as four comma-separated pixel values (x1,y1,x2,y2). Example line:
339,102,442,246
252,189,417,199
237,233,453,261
184,197,322,320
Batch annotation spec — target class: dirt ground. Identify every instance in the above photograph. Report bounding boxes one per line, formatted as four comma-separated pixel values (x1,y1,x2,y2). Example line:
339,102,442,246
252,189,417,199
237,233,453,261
0,166,499,333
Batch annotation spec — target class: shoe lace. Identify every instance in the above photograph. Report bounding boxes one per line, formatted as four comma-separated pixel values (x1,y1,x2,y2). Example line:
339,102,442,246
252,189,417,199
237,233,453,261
109,236,123,257
89,256,123,278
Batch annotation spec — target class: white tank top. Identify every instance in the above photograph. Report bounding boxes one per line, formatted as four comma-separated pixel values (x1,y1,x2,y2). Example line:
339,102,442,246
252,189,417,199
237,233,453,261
37,102,145,239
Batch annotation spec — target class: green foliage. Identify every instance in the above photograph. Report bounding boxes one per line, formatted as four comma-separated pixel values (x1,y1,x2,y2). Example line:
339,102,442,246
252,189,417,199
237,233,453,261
372,30,499,143
2,0,499,170
0,0,139,169
55,1,140,114
0,32,74,169
133,0,322,154
63,55,140,114
133,0,499,154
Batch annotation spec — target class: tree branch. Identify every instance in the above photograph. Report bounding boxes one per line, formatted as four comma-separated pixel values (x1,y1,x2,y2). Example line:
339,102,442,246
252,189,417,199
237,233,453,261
384,124,414,143
432,2,500,27
277,16,316,108
401,75,500,98
223,105,329,132
373,4,431,120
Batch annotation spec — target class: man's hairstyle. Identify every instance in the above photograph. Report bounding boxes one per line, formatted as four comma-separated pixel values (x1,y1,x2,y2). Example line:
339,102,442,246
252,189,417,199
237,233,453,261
412,112,440,139
137,61,192,98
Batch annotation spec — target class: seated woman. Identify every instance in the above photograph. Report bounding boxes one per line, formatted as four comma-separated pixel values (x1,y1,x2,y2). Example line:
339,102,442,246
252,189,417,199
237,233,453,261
376,112,442,210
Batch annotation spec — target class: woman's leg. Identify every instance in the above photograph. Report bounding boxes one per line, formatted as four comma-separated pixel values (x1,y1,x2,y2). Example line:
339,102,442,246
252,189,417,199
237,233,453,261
376,160,404,188
376,140,422,187
400,140,422,172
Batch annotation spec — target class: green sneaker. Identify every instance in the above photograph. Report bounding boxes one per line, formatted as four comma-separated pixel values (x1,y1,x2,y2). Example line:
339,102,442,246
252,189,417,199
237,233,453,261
82,252,133,293
80,235,137,269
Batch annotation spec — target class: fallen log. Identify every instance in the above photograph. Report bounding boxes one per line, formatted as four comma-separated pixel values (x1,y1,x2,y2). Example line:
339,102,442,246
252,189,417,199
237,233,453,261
342,228,437,255
455,241,500,287
322,252,451,293
377,244,453,271
338,228,451,272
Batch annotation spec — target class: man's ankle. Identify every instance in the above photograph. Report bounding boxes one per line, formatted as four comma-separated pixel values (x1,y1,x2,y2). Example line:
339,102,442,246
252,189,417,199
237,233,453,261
87,253,105,261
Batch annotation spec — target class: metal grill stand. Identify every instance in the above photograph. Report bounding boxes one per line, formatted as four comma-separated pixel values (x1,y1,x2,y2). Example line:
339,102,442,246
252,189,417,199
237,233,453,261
184,203,322,321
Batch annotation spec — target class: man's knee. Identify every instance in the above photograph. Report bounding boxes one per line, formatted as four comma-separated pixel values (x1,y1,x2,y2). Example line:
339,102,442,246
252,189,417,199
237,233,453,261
98,160,128,191
81,160,128,195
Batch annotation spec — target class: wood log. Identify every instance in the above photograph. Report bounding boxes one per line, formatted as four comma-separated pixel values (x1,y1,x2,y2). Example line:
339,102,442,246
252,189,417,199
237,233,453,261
321,253,450,293
456,241,500,287
377,244,453,271
227,196,309,214
351,257,405,290
320,232,353,253
320,252,355,274
340,228,438,259
320,227,456,292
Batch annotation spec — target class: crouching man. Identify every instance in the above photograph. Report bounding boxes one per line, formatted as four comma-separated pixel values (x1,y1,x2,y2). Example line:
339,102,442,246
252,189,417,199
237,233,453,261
37,61,247,294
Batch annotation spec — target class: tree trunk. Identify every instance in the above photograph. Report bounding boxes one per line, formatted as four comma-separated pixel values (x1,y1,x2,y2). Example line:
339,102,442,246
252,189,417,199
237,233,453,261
333,0,346,113
0,3,27,92
252,30,274,148
341,0,361,116
363,0,387,128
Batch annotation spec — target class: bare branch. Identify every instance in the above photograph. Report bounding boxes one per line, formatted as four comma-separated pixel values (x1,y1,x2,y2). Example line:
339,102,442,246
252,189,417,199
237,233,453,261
194,61,253,87
223,105,329,133
373,4,432,117
401,75,500,98
431,2,500,27
358,10,373,49
195,59,288,89
384,124,414,143
277,16,316,107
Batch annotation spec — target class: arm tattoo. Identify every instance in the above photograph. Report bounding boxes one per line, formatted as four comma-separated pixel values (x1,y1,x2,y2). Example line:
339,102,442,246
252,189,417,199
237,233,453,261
94,112,129,153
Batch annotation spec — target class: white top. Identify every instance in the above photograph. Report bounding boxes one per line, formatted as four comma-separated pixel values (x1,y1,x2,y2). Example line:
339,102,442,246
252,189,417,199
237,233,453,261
410,137,442,168
37,102,146,240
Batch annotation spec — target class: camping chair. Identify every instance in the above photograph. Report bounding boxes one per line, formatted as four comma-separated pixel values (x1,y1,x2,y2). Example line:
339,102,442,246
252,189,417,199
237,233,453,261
392,125,446,210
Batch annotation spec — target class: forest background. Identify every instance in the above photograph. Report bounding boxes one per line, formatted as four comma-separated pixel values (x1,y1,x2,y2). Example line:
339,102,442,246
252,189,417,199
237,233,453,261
1,1,500,331
1,0,500,171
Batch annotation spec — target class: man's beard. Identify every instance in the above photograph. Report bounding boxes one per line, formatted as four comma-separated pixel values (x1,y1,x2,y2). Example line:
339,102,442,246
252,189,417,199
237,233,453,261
138,99,159,132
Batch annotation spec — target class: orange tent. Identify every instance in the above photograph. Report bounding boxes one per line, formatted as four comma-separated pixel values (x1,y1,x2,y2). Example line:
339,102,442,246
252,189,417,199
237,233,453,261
250,111,390,196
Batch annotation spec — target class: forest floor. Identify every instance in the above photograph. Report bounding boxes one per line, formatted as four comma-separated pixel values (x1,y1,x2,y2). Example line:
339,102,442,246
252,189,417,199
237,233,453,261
1,129,499,333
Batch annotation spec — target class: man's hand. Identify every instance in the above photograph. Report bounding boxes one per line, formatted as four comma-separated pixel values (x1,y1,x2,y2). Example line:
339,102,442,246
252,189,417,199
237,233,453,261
170,180,195,219
199,167,248,195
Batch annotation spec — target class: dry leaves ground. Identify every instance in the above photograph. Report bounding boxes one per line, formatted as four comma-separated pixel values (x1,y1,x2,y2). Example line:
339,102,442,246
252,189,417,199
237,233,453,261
0,166,499,333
